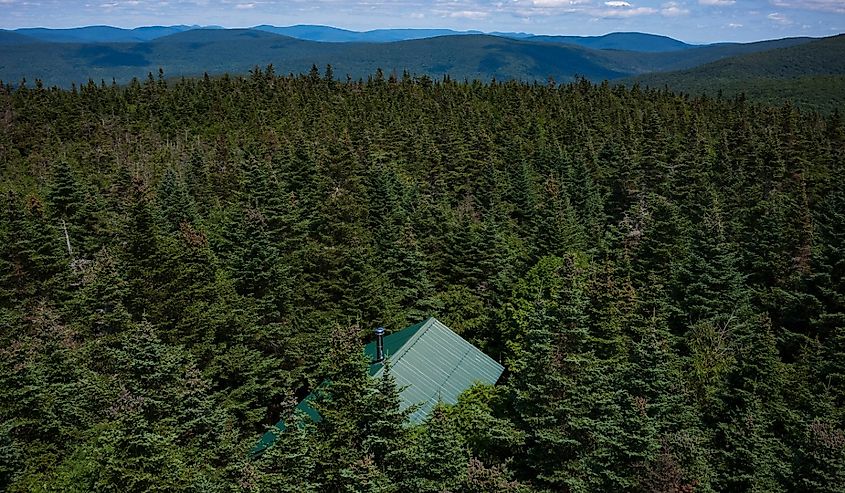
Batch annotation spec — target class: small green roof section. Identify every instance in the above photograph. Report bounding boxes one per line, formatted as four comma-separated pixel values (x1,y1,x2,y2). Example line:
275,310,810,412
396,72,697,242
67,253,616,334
368,317,504,423
252,317,504,455
363,318,427,376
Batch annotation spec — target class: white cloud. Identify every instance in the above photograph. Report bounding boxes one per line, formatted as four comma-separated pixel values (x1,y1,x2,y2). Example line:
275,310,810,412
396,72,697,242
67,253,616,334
699,0,735,5
767,11,792,24
599,5,657,16
445,9,489,19
771,0,845,14
530,0,589,6
94,0,145,7
235,3,255,8
728,22,743,27
512,0,593,16
661,1,689,16
593,0,658,16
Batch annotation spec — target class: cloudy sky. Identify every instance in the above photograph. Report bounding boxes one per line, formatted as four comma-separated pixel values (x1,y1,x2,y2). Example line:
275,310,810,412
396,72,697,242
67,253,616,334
1,0,843,42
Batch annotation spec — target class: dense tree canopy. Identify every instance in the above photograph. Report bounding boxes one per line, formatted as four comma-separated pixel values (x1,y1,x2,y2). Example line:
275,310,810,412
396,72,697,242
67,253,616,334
1,69,843,491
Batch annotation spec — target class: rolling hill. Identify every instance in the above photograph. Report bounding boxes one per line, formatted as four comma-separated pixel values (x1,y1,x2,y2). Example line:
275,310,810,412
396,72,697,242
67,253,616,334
0,30,633,87
632,34,845,112
252,25,484,43
0,30,40,45
593,36,818,74
527,32,693,52
11,24,487,45
0,26,841,112
10,25,693,49
637,34,845,80
13,25,200,43
0,27,825,88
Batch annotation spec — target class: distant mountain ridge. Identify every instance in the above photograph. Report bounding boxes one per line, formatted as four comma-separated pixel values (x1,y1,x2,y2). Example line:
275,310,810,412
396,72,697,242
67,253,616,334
0,30,631,86
635,34,845,81
527,32,694,52
6,24,702,50
13,25,202,43
0,25,841,112
0,27,829,85
0,30,40,45
630,35,845,112
251,25,485,43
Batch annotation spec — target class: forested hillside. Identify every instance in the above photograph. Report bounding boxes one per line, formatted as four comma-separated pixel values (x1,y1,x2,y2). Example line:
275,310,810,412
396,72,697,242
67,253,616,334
1,70,844,492
0,28,824,91
13,25,198,43
252,25,485,43
633,35,845,113
526,32,693,52
0,31,631,88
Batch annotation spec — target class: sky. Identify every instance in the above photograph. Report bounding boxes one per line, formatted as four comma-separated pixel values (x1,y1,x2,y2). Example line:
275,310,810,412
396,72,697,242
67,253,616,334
0,0,843,43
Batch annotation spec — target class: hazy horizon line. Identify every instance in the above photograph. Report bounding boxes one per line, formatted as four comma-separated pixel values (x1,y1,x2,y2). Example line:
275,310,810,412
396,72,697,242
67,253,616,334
4,23,834,45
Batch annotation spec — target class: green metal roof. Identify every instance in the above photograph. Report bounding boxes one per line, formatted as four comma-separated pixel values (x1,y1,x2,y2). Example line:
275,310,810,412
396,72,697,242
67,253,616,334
252,317,504,455
363,318,427,376
370,317,504,423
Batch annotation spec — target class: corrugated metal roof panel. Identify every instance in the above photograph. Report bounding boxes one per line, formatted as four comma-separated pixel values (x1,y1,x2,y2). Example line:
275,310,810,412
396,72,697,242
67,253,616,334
251,317,504,454
373,319,504,423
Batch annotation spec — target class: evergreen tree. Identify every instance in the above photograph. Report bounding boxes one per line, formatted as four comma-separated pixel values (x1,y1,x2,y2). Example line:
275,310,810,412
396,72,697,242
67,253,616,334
402,405,469,493
310,325,410,492
504,254,605,490
157,167,198,234
1,68,843,493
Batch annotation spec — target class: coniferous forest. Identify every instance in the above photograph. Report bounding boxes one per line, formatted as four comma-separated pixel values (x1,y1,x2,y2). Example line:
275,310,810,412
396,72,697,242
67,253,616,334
1,68,844,492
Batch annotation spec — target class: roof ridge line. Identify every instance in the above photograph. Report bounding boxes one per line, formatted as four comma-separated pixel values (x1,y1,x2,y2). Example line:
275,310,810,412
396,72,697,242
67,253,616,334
372,316,436,379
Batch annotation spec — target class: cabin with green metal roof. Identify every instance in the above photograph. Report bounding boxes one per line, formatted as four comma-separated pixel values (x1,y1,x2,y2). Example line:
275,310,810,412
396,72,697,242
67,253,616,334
253,317,504,454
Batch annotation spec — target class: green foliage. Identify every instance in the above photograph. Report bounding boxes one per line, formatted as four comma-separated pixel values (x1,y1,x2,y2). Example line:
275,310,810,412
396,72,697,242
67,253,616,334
1,72,843,491
632,35,845,114
402,405,469,492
